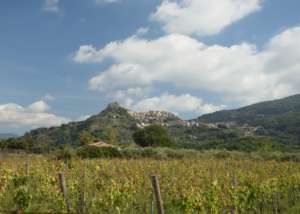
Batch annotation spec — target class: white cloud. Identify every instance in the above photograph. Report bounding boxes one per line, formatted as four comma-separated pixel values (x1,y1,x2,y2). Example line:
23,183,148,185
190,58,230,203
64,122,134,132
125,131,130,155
73,45,105,63
28,101,50,112
42,94,56,101
73,26,300,115
151,0,262,36
130,94,225,115
89,63,151,91
136,27,149,36
44,0,60,12
75,115,91,121
105,87,150,108
0,101,69,133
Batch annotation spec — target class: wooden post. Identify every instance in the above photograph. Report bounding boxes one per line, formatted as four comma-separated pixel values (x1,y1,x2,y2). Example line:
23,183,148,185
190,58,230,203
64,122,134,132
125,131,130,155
78,162,86,214
232,172,237,188
58,172,72,213
231,172,237,214
16,209,24,214
272,192,280,214
25,161,30,176
151,175,164,214
150,193,154,214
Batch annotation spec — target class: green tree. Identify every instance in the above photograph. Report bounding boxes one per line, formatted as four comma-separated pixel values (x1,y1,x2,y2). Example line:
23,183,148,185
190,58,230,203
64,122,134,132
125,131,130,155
56,145,75,162
132,125,175,148
108,127,117,145
79,131,95,146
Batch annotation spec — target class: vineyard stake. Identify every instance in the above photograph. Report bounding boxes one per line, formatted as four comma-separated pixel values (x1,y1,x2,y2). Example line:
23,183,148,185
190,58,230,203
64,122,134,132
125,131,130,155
78,161,86,214
58,172,72,213
16,209,24,214
151,175,165,214
25,160,30,176
231,172,237,214
150,193,154,214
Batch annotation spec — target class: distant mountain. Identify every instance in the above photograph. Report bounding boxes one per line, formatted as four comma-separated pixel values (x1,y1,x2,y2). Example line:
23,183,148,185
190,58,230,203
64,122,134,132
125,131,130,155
16,94,300,151
23,102,138,147
197,94,300,144
0,133,18,140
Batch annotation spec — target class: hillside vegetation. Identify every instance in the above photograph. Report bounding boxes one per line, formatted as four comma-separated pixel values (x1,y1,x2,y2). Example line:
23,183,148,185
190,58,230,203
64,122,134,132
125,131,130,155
1,94,300,153
21,103,138,151
198,94,300,145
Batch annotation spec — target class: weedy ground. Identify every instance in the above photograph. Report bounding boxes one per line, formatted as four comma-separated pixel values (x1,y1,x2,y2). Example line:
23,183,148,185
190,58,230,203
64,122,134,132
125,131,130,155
0,154,300,213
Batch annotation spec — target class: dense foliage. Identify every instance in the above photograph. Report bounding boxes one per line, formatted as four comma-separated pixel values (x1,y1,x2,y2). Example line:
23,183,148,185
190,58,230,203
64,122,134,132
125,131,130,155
198,94,300,145
133,125,175,148
19,102,138,149
77,147,122,159
0,155,300,213
3,94,300,153
195,137,286,153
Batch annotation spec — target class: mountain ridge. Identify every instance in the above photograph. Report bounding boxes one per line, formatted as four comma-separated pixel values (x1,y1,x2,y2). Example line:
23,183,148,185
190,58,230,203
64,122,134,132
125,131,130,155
197,94,300,144
199,94,300,122
11,93,300,151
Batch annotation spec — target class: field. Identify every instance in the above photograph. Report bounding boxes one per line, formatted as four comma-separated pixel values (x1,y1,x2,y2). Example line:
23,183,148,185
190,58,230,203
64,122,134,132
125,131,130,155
1,155,300,213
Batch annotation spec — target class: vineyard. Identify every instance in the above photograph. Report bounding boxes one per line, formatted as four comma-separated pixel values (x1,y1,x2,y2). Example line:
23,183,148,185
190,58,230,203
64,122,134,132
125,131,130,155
0,155,300,213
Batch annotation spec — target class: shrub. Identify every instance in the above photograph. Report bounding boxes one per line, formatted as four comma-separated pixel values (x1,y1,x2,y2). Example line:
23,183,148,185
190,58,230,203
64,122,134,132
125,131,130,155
55,145,75,161
77,146,122,158
79,131,95,146
132,125,176,148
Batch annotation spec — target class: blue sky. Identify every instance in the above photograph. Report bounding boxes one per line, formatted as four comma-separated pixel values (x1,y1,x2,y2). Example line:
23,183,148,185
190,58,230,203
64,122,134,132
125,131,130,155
1,0,300,134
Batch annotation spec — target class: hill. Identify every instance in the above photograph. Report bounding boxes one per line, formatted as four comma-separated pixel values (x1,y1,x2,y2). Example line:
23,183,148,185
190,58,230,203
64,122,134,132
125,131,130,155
197,94,300,144
22,102,195,148
21,102,252,150
22,102,138,149
6,94,300,152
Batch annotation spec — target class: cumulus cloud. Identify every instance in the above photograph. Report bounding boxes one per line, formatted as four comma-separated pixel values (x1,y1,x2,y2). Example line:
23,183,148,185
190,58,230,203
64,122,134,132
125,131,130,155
28,100,51,112
151,0,262,36
0,100,69,133
104,87,150,108
44,0,60,12
135,27,149,36
73,26,300,115
75,115,91,122
131,94,225,115
73,45,105,63
42,94,56,101
74,27,300,104
89,63,151,91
